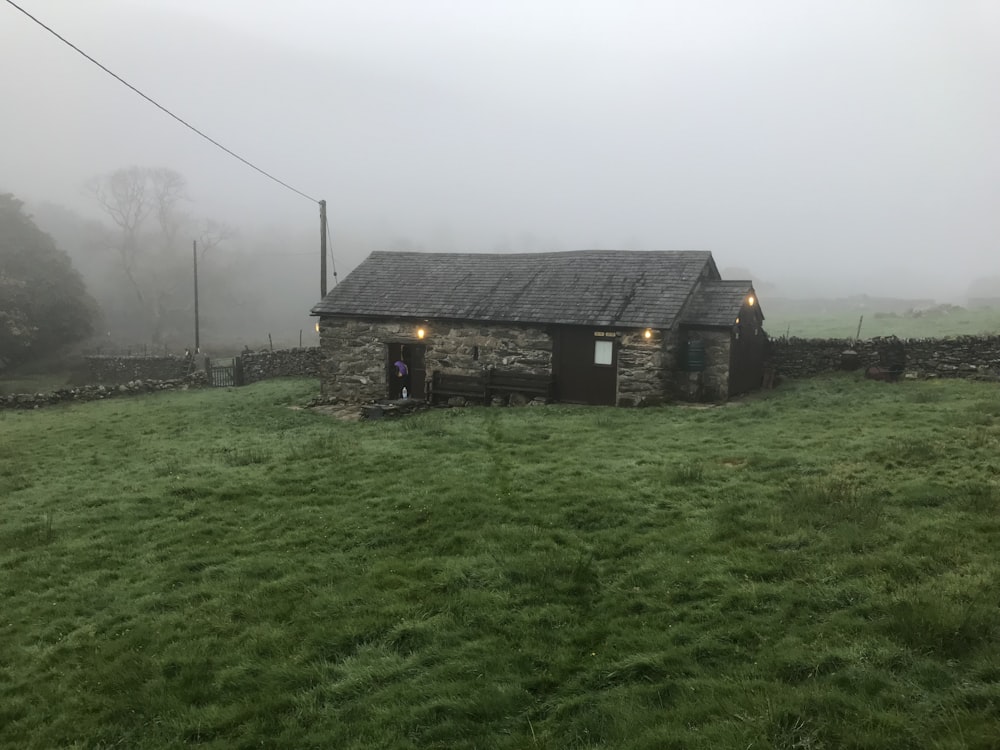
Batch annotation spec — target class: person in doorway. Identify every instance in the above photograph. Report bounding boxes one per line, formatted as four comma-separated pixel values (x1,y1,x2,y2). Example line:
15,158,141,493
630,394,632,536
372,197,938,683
393,356,411,398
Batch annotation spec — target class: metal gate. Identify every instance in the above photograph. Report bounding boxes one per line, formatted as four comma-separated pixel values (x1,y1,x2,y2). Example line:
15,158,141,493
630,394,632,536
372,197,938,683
208,357,244,387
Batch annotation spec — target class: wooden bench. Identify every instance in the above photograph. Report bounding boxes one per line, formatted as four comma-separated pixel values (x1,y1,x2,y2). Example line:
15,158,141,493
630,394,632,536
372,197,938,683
487,371,553,402
430,370,553,405
430,372,487,404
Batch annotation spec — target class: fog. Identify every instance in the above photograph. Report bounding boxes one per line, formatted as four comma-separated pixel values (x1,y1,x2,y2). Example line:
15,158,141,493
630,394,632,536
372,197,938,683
3,0,999,347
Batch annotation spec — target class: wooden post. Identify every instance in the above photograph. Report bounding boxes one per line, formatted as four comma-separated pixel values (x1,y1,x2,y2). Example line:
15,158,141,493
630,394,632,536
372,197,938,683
320,200,328,298
193,240,200,353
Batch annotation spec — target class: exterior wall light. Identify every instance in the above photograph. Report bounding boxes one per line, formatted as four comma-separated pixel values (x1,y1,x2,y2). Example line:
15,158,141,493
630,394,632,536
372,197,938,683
315,321,320,333
747,295,755,306
643,328,653,339
417,327,426,339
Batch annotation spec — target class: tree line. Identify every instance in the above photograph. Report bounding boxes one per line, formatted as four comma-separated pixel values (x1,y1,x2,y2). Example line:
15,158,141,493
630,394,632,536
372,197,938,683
0,192,96,371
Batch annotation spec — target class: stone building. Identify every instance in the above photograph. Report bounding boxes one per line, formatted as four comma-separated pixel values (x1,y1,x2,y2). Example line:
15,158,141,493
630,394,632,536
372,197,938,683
310,250,765,405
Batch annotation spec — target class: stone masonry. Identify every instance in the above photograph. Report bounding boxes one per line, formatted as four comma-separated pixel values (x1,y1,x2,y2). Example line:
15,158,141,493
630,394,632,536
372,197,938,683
318,317,553,402
1,372,210,410
318,317,677,405
423,320,552,378
617,329,670,406
85,355,192,384
239,347,324,384
769,336,1000,380
674,329,731,402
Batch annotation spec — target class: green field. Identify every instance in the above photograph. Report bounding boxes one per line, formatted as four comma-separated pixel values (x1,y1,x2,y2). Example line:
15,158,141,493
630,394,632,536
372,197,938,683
2,378,1000,749
0,373,76,396
765,305,1000,340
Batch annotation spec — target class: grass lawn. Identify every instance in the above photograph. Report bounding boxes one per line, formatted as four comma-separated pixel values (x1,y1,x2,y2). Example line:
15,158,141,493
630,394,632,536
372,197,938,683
0,372,75,396
2,377,1000,749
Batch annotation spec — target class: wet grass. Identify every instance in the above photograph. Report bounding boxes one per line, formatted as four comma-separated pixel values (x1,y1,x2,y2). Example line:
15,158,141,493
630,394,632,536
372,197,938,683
0,371,73,395
1,375,1000,748
767,305,1000,339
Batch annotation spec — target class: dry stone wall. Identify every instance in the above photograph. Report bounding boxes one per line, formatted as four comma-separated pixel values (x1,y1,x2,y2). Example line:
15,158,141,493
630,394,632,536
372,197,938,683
769,336,1000,380
86,355,192,384
239,347,324,384
1,372,210,410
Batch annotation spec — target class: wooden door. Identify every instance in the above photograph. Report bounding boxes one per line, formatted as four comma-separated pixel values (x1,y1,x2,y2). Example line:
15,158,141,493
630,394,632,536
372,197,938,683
729,321,764,396
552,327,618,405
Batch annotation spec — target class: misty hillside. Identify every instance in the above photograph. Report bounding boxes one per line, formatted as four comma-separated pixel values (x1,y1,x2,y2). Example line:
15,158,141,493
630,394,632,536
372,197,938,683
2,2,997,351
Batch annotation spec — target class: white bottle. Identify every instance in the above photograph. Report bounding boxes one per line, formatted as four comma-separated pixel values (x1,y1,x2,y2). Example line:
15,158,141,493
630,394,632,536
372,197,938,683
401,387,408,399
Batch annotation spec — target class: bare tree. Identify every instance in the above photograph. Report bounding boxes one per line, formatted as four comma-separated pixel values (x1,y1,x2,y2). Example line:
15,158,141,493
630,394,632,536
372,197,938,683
87,167,157,305
87,166,191,346
196,218,236,259
149,167,188,253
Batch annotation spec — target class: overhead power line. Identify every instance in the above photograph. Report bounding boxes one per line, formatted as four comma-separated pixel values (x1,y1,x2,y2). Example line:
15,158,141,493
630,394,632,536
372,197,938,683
4,0,319,204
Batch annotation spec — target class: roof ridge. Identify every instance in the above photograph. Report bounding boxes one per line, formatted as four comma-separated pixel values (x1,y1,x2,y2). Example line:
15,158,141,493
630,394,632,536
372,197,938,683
370,249,711,259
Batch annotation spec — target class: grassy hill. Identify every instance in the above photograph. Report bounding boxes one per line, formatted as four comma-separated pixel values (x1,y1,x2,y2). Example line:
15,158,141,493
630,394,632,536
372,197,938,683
2,378,999,748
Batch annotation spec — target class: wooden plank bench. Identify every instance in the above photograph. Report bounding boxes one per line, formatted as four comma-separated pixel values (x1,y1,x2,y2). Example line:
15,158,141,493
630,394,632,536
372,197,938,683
486,370,553,401
430,370,553,405
430,372,487,404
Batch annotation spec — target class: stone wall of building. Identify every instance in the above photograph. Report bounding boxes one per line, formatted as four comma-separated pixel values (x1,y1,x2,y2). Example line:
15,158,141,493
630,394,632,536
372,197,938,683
423,320,552,377
675,329,732,402
85,355,192,384
617,329,669,406
318,316,689,405
317,317,554,402
239,347,324,384
316,318,386,402
769,336,1000,380
319,316,762,405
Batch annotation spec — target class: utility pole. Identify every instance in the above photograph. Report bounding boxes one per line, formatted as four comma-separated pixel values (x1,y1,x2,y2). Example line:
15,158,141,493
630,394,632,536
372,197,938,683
320,199,328,298
193,240,200,353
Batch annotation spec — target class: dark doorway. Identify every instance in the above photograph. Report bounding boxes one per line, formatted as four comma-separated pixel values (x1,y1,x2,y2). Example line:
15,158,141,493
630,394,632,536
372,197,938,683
552,327,618,405
729,320,765,396
387,342,426,399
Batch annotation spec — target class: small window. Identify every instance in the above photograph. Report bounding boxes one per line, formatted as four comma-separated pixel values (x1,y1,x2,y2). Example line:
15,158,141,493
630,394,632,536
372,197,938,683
594,340,613,365
472,345,479,361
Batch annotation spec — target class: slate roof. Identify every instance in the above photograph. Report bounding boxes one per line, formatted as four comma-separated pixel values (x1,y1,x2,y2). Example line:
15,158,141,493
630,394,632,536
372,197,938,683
311,250,719,328
681,280,759,327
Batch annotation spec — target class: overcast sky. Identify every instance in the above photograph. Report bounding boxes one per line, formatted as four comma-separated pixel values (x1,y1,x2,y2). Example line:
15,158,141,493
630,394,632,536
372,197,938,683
2,1,998,299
